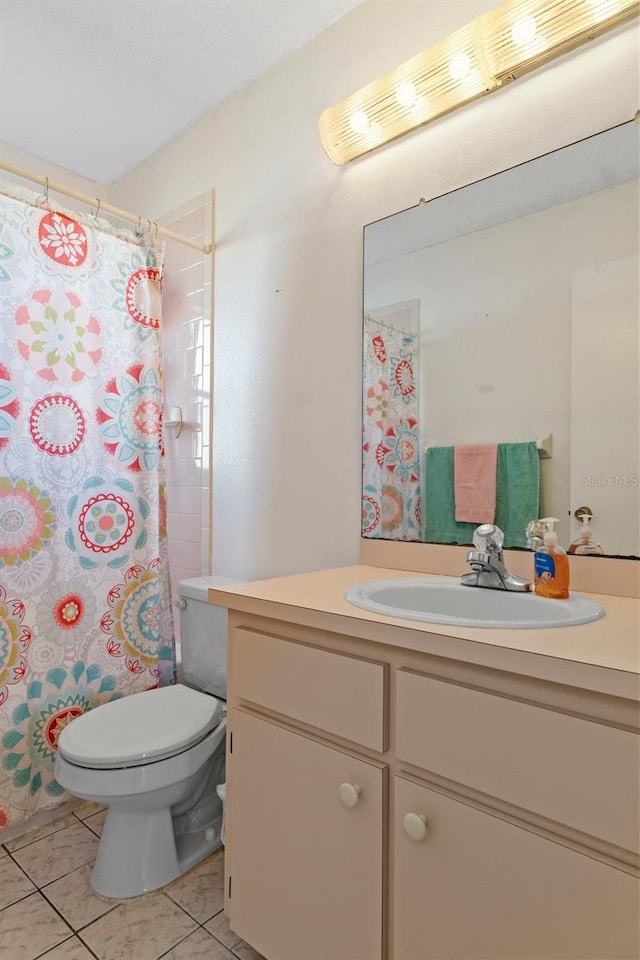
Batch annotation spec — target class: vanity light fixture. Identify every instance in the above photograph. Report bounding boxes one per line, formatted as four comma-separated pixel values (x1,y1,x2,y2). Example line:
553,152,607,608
318,0,639,164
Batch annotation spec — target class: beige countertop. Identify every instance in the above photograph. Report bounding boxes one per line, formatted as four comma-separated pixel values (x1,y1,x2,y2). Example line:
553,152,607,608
209,565,640,701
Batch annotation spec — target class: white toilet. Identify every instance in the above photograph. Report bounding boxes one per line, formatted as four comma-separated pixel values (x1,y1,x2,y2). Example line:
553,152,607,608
55,576,234,899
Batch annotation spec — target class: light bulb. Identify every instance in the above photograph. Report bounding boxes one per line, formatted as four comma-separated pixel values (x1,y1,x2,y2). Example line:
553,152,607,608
396,81,417,107
586,0,620,21
349,110,370,134
511,15,537,45
449,53,471,80
413,94,430,116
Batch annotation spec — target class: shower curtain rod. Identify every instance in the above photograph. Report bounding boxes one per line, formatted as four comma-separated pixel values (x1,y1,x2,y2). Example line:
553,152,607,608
365,314,414,339
0,158,212,255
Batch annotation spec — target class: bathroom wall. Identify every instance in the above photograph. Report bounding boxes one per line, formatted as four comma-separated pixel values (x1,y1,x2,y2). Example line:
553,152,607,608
0,142,108,199
107,0,640,582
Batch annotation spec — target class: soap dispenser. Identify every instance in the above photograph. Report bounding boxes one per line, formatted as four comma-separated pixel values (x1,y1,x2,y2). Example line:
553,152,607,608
568,509,604,556
534,518,570,599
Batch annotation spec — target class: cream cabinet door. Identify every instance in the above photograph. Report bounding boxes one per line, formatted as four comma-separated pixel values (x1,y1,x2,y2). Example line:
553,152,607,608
393,776,639,960
227,707,385,960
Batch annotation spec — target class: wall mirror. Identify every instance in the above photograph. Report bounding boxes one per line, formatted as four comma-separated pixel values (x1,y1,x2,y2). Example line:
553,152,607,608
362,118,639,559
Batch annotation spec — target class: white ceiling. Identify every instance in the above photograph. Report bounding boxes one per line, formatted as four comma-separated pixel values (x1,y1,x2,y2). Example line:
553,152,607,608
0,0,361,185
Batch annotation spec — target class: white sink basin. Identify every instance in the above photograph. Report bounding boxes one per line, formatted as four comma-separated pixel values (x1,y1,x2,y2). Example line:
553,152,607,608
345,577,605,629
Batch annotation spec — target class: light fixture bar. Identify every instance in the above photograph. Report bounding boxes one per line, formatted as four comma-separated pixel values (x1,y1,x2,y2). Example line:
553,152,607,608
319,0,639,164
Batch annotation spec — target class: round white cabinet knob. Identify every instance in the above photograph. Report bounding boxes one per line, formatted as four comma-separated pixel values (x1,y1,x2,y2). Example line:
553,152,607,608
403,812,427,841
339,782,361,808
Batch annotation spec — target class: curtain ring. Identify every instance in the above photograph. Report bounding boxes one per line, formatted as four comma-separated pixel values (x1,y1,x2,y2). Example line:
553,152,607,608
154,221,159,239
37,177,50,208
136,215,142,234
92,198,101,220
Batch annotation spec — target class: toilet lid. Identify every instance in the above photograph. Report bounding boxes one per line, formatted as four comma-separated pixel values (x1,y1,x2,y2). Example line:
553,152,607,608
57,684,223,769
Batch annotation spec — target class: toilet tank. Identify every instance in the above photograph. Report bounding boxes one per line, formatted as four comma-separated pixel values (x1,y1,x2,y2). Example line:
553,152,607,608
178,577,237,700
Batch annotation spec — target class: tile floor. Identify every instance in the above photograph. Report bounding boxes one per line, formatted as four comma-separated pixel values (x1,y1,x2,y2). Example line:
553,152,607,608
0,804,265,960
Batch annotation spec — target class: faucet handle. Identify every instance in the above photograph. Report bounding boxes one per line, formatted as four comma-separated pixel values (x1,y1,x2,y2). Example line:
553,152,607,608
472,524,504,556
525,519,546,551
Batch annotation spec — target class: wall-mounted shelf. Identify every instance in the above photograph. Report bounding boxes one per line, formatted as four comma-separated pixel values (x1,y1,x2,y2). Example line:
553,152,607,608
164,405,183,438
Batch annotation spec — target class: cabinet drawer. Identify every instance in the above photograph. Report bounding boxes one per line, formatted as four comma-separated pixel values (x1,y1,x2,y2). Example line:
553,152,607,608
396,670,639,853
230,628,388,751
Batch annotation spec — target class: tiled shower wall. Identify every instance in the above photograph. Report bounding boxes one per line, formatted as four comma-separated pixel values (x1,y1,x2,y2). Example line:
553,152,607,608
161,195,213,635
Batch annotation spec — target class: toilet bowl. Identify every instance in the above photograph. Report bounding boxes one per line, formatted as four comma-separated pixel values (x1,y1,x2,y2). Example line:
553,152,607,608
55,683,226,899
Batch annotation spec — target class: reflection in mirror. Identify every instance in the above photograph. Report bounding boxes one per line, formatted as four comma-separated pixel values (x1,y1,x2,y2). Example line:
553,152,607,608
362,119,639,559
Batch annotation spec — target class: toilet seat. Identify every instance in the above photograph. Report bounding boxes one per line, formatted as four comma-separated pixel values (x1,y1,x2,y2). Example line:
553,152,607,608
57,684,223,769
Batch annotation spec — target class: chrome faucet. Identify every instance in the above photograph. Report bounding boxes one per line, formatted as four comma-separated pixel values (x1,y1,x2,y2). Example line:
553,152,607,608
461,524,531,592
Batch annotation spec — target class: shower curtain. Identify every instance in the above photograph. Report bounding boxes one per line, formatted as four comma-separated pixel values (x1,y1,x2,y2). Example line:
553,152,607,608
362,319,421,540
0,187,175,834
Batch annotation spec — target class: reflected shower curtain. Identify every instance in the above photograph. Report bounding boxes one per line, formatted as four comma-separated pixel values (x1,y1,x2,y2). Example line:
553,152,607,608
0,187,174,834
362,319,421,540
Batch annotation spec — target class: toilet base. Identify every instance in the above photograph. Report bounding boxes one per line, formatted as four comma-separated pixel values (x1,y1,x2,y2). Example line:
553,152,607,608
175,811,223,876
91,805,223,899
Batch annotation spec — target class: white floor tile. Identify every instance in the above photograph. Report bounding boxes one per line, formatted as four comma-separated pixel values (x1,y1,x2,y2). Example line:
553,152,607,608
3,814,78,853
73,802,107,821
42,861,117,930
80,891,197,960
204,910,242,951
232,943,267,960
0,856,36,910
83,808,108,837
160,926,236,959
11,821,99,887
164,849,225,923
38,935,96,959
0,891,71,959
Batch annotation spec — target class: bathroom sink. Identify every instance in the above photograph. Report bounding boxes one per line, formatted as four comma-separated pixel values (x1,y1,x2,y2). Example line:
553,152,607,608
345,577,605,629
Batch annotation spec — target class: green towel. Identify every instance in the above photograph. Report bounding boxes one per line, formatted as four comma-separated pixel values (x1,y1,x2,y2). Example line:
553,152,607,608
424,442,541,548
424,446,477,545
495,442,541,548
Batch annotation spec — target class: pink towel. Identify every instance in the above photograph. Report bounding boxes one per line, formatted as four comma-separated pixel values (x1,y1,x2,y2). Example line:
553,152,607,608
454,443,498,523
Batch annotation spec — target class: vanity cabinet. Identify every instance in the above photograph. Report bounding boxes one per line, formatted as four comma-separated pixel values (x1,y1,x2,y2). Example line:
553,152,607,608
228,707,385,960
222,609,640,960
394,776,639,960
225,627,388,960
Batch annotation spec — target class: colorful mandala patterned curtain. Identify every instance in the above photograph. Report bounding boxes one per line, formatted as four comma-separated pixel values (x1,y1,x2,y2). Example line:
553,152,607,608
0,186,175,835
362,319,421,540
